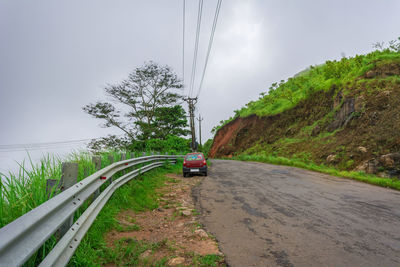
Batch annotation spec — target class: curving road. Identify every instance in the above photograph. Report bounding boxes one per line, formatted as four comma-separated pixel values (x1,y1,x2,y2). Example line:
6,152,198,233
193,160,400,267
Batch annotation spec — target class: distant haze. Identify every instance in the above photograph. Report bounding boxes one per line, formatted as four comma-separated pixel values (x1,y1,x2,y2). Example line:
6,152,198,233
1,0,399,173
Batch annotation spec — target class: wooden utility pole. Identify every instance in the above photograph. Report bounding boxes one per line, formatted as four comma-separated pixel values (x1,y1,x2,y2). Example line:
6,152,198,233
197,114,203,147
184,97,198,151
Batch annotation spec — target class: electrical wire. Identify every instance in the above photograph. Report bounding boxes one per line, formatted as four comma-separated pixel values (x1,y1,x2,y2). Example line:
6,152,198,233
0,144,90,153
0,136,120,152
188,0,204,97
182,0,186,89
196,0,223,99
0,139,93,149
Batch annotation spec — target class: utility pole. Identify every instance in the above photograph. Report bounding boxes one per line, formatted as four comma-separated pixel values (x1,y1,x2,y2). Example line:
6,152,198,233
183,97,197,151
197,114,203,147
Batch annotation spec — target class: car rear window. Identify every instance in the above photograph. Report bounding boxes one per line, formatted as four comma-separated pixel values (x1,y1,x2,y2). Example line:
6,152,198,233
185,154,203,161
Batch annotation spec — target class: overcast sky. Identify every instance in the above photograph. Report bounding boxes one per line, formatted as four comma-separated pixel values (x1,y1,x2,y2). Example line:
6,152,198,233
0,0,399,173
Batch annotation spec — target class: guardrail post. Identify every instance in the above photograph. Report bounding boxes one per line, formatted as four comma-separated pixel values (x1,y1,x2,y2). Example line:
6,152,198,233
83,166,88,178
92,156,101,170
46,179,58,199
120,153,127,177
108,155,114,164
142,152,146,157
58,162,78,237
130,152,135,159
92,156,101,200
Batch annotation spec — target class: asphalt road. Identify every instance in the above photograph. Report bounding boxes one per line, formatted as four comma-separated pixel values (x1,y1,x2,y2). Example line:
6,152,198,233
193,160,400,267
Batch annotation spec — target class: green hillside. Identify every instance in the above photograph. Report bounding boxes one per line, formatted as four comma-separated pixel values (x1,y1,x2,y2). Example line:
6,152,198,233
214,42,400,133
210,39,400,189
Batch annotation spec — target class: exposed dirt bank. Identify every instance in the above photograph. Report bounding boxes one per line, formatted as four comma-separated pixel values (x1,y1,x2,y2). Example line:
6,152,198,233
210,63,400,178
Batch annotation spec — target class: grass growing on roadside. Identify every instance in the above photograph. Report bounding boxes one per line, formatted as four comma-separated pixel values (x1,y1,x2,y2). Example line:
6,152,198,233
69,161,183,266
228,154,400,190
0,151,181,266
0,151,115,228
0,154,63,228
192,254,224,267
98,237,170,266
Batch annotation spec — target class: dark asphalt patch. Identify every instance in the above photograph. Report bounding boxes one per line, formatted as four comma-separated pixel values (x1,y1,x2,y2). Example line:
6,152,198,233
270,250,294,267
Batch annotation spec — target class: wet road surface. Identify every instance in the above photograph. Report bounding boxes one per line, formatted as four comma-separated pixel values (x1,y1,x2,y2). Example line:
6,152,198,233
193,160,400,267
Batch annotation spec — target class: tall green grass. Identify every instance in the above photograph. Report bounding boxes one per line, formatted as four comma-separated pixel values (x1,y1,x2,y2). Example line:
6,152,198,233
69,162,182,266
0,154,62,228
0,150,180,266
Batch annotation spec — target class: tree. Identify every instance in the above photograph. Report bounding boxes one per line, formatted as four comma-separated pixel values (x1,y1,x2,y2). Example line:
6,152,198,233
83,62,189,150
152,105,190,139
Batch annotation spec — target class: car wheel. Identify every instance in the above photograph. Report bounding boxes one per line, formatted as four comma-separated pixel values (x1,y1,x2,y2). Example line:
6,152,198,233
183,172,187,177
204,172,208,176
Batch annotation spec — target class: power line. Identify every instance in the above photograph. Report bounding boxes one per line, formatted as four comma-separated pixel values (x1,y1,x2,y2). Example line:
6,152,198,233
0,136,119,152
196,0,223,99
189,0,204,97
182,0,186,88
0,144,90,153
0,138,94,149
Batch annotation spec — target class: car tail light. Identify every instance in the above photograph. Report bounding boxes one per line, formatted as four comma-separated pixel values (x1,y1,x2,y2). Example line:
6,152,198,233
183,160,186,166
203,160,207,166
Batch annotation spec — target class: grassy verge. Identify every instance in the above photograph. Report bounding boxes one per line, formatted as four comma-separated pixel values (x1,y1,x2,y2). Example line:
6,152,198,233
0,151,180,266
69,161,181,266
70,160,224,266
0,151,142,228
226,154,400,190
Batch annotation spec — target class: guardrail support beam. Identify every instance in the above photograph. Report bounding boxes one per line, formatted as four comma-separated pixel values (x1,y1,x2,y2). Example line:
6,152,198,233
46,179,58,199
59,162,78,237
120,154,127,177
92,156,101,200
92,156,101,170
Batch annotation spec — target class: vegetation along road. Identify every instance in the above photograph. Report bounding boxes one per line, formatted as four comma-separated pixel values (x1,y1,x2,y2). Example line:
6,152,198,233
194,160,400,267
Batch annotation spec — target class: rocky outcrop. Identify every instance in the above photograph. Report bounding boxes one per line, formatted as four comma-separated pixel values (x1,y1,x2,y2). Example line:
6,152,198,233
355,153,400,178
379,153,400,168
328,97,355,131
364,62,400,78
326,154,337,163
355,159,379,174
327,90,366,132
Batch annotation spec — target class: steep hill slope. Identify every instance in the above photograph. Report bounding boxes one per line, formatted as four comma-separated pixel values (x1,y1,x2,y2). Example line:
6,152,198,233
210,48,400,178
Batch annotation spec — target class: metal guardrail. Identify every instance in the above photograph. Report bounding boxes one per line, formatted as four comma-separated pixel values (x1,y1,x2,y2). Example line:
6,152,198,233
0,155,180,266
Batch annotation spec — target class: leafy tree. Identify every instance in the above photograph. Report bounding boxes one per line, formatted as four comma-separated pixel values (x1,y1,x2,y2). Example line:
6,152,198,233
373,37,400,52
135,105,190,140
152,105,190,139
201,138,214,157
83,62,189,151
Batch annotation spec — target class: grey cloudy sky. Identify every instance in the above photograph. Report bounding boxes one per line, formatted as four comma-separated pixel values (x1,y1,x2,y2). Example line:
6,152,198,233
0,0,399,172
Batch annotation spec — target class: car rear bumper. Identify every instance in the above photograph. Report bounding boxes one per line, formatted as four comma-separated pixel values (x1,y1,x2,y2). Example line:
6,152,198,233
183,166,207,174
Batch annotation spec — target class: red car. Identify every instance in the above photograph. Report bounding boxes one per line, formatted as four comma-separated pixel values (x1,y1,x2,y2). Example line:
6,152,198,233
183,152,207,177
